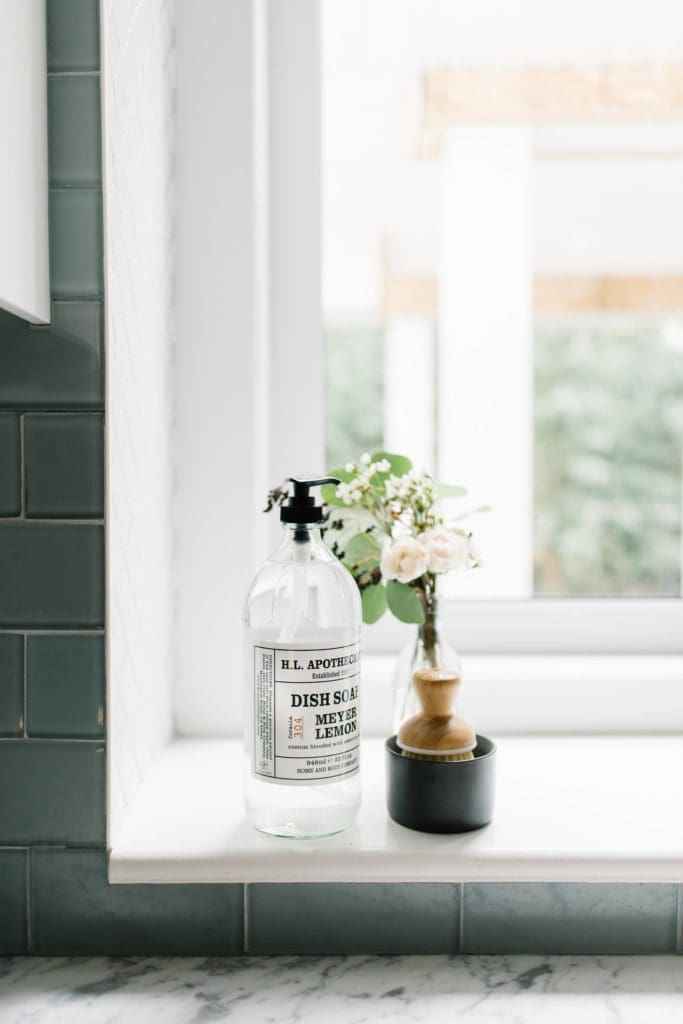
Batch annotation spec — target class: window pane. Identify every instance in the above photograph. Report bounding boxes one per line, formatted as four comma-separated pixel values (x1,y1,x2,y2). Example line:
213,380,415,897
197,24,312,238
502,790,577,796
322,0,683,598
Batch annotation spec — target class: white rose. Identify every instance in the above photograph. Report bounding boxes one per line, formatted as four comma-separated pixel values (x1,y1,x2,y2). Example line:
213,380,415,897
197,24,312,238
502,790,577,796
424,528,470,574
380,536,428,584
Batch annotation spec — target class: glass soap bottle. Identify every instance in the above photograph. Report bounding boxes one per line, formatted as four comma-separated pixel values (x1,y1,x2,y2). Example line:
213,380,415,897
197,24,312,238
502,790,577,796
243,477,362,838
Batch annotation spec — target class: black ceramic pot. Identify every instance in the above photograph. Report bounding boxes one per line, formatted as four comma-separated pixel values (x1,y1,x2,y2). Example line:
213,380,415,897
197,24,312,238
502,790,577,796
385,733,496,834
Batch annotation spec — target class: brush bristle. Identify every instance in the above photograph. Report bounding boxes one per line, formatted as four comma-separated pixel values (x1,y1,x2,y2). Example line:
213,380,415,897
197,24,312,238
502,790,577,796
401,749,475,762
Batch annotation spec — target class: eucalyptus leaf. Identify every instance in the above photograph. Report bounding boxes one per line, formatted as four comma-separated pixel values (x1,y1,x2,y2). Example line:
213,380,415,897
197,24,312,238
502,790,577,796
386,580,425,624
370,451,412,479
344,532,381,566
361,583,387,624
436,481,467,498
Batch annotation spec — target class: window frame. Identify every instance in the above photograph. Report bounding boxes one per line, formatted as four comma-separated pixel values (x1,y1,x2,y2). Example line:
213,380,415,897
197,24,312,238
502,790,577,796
165,0,683,747
313,1,683,655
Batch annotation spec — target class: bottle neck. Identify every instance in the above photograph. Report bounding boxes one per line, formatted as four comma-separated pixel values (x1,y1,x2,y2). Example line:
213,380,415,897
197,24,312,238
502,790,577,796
270,521,331,564
287,521,322,544
418,589,440,662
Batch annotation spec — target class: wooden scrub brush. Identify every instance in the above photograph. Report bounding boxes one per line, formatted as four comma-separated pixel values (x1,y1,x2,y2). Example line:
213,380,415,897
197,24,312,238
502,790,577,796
397,667,476,762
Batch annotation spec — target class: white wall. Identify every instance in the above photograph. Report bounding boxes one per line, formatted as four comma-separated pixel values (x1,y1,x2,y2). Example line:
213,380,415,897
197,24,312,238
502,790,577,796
0,0,49,323
103,0,176,846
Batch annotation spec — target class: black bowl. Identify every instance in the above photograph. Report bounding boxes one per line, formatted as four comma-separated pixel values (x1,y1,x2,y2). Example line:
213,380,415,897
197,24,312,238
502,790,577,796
385,733,496,834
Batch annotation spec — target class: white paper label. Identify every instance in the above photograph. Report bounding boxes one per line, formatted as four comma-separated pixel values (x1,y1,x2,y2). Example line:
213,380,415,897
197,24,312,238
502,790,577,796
252,641,360,783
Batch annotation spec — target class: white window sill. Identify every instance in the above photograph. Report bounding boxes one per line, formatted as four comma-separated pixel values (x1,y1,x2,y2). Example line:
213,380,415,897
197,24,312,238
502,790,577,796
109,733,683,884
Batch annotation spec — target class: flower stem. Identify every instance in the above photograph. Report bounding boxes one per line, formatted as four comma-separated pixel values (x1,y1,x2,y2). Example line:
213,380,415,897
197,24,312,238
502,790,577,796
418,576,438,668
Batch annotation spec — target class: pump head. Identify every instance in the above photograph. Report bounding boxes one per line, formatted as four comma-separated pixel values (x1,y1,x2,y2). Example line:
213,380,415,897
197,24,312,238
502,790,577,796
280,477,340,524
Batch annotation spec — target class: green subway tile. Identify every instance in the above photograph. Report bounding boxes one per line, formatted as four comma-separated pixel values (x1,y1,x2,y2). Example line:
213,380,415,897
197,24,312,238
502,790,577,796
47,0,100,72
0,741,104,844
0,523,103,627
0,308,26,336
25,414,104,518
463,883,678,954
248,883,459,954
0,850,28,954
0,635,24,737
49,76,101,187
0,414,21,514
50,190,103,299
0,303,103,411
33,849,243,955
27,635,104,738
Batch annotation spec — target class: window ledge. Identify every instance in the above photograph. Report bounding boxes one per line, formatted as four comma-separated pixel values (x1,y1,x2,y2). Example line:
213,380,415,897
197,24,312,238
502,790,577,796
109,734,683,884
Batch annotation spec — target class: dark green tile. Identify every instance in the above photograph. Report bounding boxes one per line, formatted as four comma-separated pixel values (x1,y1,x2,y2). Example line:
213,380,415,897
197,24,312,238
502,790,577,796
0,850,28,953
0,741,104,843
0,303,103,411
463,883,677,954
47,0,100,71
248,883,459,954
25,414,103,518
49,76,101,187
0,635,24,737
0,308,26,336
0,523,103,627
27,634,104,738
0,415,21,515
50,191,103,299
33,849,243,954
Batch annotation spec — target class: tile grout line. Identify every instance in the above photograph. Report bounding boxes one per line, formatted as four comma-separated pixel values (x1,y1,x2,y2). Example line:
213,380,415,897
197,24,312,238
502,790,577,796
0,629,105,636
243,884,250,953
458,882,465,953
6,519,105,526
26,849,34,954
22,634,28,738
676,884,682,954
48,70,100,78
18,413,25,520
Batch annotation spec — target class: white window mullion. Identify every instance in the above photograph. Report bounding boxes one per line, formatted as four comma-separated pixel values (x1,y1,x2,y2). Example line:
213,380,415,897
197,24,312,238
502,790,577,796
437,124,533,599
266,0,324,487
384,317,435,471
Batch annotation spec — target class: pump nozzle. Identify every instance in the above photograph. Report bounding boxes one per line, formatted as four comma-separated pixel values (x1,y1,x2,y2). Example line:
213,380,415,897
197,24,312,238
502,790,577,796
280,476,340,524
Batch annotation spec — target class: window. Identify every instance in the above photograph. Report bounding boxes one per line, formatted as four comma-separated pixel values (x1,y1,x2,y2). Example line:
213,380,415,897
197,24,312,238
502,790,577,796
322,0,683,605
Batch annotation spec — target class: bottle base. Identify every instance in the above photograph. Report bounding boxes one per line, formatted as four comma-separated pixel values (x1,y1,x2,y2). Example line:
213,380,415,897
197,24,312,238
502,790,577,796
253,819,352,840
249,802,358,839
244,764,361,839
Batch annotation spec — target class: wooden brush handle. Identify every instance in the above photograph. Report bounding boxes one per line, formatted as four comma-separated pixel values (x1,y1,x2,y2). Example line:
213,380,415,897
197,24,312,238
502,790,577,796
398,666,475,754
412,667,460,717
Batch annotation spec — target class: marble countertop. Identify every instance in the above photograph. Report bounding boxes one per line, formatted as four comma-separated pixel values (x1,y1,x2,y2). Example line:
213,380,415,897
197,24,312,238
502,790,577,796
1,954,683,1023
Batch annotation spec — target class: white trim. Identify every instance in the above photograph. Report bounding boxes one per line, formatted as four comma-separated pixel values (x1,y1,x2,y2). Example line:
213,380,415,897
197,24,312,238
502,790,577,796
361,653,683,737
0,0,49,323
438,125,533,599
363,599,683,655
174,0,270,735
266,0,324,486
109,733,683,884
173,0,324,735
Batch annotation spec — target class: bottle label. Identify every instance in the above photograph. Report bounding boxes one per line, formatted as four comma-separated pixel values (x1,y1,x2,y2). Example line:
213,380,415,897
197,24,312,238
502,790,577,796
252,640,360,784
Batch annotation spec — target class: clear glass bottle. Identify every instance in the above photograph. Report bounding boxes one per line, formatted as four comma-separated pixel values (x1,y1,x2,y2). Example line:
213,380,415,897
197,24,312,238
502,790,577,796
243,478,362,838
392,597,461,732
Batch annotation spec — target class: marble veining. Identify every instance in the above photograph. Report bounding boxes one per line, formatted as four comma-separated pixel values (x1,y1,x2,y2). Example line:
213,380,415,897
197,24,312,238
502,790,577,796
1,954,683,1023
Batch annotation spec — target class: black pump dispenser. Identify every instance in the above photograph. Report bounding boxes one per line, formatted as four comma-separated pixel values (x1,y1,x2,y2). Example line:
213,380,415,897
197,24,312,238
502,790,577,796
280,477,340,525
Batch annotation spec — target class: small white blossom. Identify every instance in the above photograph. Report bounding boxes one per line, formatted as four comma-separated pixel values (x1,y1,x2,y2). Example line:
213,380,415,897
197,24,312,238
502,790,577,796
360,452,371,465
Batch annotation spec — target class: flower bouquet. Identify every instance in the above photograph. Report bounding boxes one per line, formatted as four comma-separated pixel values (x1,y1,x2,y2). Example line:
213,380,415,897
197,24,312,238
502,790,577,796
267,451,482,726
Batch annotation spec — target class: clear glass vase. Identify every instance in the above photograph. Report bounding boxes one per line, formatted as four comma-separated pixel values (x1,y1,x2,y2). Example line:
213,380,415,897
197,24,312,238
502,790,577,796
391,599,461,732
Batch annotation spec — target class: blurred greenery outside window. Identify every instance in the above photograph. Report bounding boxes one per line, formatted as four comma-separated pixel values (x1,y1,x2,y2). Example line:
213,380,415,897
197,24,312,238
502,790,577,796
325,317,683,597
